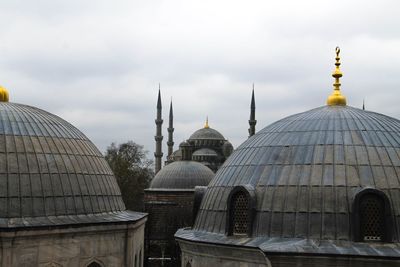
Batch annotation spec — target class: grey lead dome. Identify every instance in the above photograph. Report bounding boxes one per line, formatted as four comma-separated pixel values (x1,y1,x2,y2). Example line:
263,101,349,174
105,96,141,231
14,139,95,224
0,102,127,223
150,161,214,189
189,127,225,140
194,105,400,241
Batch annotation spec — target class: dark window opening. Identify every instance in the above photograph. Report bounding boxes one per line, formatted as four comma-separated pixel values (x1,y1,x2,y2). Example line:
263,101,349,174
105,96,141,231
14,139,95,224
231,191,249,235
87,262,101,267
360,194,385,241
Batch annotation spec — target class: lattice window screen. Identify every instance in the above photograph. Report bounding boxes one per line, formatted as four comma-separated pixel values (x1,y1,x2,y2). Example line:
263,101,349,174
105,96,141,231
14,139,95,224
232,192,249,235
360,194,385,241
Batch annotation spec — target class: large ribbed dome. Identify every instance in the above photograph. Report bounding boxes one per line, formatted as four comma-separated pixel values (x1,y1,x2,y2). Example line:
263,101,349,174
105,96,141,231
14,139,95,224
189,127,225,140
150,161,214,189
0,102,140,228
194,105,400,242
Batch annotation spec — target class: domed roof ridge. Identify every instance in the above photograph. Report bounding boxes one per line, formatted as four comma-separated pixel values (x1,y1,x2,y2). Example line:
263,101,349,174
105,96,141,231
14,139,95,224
195,104,400,242
0,102,127,221
150,160,214,189
189,126,225,140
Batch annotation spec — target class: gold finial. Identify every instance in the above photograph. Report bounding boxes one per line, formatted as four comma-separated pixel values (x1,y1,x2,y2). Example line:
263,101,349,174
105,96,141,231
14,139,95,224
204,116,209,128
327,46,347,106
0,85,9,102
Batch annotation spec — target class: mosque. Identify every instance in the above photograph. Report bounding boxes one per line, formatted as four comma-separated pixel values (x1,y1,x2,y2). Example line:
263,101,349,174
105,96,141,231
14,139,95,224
144,86,250,265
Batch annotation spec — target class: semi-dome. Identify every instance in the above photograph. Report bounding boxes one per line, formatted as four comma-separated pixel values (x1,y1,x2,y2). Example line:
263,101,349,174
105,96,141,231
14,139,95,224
185,105,400,257
189,127,225,140
150,161,214,189
0,102,141,228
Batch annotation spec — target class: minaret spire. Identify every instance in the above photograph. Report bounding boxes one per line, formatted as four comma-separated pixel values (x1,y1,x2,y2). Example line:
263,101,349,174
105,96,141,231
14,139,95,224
154,85,163,174
327,47,347,106
167,98,174,160
248,84,257,137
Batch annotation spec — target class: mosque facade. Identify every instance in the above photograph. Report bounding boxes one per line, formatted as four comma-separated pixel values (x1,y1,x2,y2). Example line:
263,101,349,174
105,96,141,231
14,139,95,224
175,48,400,267
0,86,147,267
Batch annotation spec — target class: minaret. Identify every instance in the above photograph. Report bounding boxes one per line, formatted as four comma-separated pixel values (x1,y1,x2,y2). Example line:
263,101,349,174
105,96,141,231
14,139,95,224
327,47,347,106
362,99,365,110
154,86,163,174
248,84,257,137
167,99,174,159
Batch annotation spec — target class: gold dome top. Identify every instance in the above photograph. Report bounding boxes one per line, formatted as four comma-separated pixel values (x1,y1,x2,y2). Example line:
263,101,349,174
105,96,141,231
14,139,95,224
204,116,209,129
327,47,347,106
0,85,9,102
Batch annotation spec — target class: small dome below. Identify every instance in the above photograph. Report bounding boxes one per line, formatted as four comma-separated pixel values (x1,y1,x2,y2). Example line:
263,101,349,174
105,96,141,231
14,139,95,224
189,127,225,140
150,161,214,189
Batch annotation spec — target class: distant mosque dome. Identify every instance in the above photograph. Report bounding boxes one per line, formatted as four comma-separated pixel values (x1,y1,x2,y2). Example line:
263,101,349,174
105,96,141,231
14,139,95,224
189,127,225,141
189,117,225,141
149,161,214,189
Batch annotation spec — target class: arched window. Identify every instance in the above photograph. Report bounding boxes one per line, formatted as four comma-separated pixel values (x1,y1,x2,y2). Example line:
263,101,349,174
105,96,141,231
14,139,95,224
227,185,255,236
353,188,393,242
87,262,102,267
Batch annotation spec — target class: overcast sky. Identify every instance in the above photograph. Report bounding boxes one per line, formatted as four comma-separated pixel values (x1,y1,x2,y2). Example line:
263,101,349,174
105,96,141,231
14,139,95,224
1,0,400,163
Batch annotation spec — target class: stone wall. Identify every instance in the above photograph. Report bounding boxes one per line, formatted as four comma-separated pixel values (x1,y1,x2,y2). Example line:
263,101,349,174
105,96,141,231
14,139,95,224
0,218,146,267
144,189,194,266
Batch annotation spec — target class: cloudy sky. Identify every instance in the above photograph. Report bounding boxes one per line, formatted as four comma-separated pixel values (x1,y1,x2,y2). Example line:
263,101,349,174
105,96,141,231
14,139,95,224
1,0,399,163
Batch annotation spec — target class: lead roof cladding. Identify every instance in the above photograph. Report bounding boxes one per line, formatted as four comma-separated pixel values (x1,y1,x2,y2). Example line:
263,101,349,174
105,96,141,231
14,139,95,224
189,127,225,140
0,102,144,228
194,105,400,242
149,161,214,189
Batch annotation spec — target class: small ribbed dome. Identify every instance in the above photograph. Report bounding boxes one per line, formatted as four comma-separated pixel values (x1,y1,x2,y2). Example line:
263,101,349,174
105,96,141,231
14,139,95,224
189,127,225,140
0,102,135,227
150,161,214,189
194,105,400,242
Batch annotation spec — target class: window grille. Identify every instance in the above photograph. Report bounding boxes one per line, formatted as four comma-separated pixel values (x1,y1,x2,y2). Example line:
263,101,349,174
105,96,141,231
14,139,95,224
231,192,249,235
360,194,385,241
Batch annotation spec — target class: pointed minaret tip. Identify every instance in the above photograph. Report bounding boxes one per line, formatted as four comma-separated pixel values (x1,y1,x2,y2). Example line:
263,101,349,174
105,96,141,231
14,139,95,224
327,47,347,106
251,86,255,109
157,86,162,109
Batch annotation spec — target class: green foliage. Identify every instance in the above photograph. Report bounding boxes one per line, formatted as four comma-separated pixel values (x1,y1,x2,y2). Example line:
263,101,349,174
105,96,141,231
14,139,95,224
105,141,154,211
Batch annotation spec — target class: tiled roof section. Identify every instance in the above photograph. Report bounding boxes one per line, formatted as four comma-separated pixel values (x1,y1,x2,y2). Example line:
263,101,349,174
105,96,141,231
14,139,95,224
189,127,225,140
0,102,126,219
194,105,400,242
0,210,146,229
150,161,214,189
